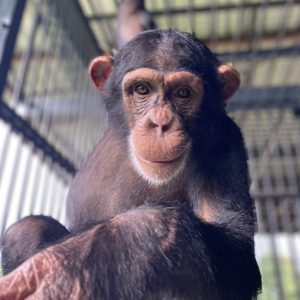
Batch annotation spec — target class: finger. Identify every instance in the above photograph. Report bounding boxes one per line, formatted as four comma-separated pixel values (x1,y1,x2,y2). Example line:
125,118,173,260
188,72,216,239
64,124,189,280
0,250,58,300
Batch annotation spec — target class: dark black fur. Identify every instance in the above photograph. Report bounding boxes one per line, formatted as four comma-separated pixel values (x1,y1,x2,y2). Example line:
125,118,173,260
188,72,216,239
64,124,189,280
1,215,69,274
1,30,261,299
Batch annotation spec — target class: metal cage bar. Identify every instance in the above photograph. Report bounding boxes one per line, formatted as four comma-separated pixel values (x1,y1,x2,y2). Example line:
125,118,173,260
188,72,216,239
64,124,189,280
0,1,300,299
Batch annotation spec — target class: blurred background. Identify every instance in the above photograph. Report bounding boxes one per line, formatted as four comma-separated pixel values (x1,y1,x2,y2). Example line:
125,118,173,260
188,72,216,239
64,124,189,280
0,0,299,299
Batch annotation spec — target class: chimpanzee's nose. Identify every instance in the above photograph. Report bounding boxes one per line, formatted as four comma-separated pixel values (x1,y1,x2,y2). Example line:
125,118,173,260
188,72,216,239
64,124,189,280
146,106,180,136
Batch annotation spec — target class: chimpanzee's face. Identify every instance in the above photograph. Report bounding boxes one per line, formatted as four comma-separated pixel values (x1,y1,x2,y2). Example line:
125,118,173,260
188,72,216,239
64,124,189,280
88,30,240,185
122,68,204,185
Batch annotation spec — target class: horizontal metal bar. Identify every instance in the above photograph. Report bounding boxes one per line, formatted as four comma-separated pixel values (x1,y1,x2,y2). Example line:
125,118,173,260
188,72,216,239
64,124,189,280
229,86,300,111
0,100,76,175
217,45,300,61
253,193,300,199
88,0,300,21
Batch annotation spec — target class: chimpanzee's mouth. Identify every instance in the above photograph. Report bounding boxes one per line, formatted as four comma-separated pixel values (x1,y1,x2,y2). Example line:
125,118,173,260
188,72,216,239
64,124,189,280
137,153,184,166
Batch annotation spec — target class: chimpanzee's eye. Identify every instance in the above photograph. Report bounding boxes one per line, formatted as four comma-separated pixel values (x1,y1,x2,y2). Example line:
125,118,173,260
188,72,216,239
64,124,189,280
133,83,151,95
174,87,192,98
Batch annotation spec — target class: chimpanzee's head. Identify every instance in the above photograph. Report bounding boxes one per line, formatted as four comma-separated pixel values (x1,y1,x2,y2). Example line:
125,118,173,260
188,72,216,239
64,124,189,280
89,29,240,185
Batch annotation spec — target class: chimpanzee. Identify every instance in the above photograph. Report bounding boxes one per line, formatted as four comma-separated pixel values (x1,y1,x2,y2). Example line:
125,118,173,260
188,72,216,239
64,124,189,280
117,0,156,47
0,29,261,300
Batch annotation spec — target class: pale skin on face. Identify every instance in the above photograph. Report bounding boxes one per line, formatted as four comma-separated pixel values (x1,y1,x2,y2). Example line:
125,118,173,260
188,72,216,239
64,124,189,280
122,68,204,185
122,68,203,116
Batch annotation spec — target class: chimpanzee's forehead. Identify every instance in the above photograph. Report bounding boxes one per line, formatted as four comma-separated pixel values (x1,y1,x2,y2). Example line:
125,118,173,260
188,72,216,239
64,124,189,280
127,51,198,74
114,29,219,80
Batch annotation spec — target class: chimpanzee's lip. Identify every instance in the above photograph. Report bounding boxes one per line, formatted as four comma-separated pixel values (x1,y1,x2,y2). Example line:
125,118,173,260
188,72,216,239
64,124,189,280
137,154,183,165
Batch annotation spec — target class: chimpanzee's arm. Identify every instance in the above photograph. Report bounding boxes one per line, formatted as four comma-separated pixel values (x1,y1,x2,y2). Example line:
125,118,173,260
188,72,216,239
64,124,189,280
0,206,260,300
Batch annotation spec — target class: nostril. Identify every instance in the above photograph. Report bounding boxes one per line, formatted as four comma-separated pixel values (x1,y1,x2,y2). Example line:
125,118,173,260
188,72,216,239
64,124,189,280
147,118,159,129
161,122,171,133
145,107,178,134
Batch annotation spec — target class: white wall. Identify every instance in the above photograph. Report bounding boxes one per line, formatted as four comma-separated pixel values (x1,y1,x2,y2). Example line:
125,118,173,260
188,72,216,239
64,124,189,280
0,120,69,233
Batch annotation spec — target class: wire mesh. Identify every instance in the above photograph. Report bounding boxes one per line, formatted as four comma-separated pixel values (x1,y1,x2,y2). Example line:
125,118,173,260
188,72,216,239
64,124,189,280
0,0,300,299
0,0,108,231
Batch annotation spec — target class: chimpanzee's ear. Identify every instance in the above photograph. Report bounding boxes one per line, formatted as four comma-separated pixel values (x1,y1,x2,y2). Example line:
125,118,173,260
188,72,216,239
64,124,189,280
217,65,241,101
88,56,113,90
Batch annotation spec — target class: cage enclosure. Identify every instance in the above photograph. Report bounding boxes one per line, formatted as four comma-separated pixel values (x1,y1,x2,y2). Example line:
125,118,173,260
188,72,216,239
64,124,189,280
0,0,300,299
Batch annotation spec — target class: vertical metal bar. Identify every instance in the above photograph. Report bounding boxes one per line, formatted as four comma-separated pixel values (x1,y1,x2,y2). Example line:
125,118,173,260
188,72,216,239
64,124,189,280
36,10,65,135
33,15,55,120
20,3,48,111
164,0,175,28
20,149,38,216
0,133,22,232
280,114,298,195
256,0,295,105
69,68,89,163
265,198,286,300
86,0,112,50
28,151,43,214
0,0,27,100
95,0,115,47
209,0,218,47
50,171,60,220
59,184,68,224
44,167,55,216
48,18,82,161
222,0,247,86
272,128,285,196
250,35,300,194
251,112,280,195
241,0,267,86
36,159,51,214
186,0,195,33
60,30,83,146
16,144,34,219
28,3,61,133
295,197,300,234
32,158,47,215
279,197,300,299
0,128,11,183
11,0,41,105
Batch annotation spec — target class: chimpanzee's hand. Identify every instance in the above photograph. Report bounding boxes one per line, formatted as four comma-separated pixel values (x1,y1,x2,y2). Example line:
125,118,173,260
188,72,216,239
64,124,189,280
0,249,63,300
0,233,89,300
